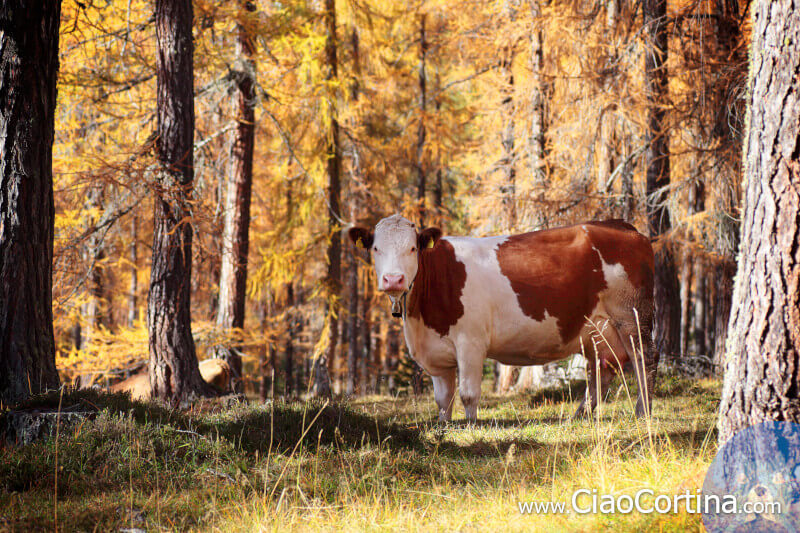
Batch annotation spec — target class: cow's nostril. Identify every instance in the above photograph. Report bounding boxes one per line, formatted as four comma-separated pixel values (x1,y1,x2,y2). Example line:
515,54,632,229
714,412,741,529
755,486,768,497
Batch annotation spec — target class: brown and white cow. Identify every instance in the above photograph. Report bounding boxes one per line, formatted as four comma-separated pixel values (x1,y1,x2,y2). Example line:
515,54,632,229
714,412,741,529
349,214,657,422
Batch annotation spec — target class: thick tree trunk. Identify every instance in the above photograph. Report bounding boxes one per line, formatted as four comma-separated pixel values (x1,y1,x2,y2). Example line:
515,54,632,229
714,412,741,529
644,0,679,365
315,0,339,399
215,7,257,391
0,1,62,404
718,0,800,443
148,0,213,404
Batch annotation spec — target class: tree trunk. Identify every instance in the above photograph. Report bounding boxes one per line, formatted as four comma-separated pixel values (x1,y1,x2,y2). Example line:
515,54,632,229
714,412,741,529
644,0,679,365
361,267,372,393
346,254,359,395
283,282,295,397
528,0,547,230
148,0,213,404
501,1,516,231
128,215,139,327
81,185,107,348
256,294,270,401
215,5,257,391
718,0,800,443
0,1,62,404
315,0,339,399
416,14,428,226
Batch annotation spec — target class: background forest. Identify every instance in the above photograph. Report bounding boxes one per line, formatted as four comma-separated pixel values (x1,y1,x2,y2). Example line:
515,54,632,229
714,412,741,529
11,0,800,530
52,0,748,397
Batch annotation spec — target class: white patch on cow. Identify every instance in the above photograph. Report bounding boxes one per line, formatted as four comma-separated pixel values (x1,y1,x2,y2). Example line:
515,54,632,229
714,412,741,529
591,244,629,294
446,236,564,365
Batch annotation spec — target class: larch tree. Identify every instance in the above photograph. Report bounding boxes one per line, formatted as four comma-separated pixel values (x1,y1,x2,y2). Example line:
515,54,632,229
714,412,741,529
718,0,800,443
643,0,679,364
148,0,213,403
0,1,62,404
315,0,340,399
215,2,258,391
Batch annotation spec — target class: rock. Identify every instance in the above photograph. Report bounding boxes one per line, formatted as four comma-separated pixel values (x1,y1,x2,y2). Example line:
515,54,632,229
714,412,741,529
1,407,93,446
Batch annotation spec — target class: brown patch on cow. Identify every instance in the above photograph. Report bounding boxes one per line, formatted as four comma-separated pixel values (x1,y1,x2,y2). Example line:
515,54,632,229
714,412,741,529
496,227,608,342
583,220,654,293
408,239,467,336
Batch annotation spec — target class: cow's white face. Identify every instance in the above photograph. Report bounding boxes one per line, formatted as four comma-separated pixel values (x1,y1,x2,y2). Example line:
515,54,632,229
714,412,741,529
371,215,419,297
348,214,442,303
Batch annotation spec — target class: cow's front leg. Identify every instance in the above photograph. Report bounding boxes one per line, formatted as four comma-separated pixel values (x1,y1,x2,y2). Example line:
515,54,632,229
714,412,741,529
456,344,485,422
431,367,457,422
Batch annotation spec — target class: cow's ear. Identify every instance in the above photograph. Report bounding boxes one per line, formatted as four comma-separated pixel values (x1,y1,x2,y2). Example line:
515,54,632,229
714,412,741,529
348,226,374,249
418,227,442,250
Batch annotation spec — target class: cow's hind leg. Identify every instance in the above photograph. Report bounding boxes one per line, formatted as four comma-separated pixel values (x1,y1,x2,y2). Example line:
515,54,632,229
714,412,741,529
432,367,457,422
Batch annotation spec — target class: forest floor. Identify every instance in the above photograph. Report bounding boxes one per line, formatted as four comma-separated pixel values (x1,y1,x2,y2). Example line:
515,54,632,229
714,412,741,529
0,373,719,532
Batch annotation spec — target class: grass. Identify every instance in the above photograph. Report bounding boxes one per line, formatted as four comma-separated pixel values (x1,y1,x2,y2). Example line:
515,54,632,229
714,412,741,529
0,373,720,532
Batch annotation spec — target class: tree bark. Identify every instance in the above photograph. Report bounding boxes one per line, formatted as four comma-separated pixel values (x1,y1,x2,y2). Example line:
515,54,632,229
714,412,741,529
283,282,295,397
81,185,107,347
528,0,547,230
315,0,339,399
361,266,372,393
500,1,516,231
644,0,679,364
148,0,213,404
718,0,800,443
215,5,257,391
346,253,359,395
416,14,428,226
0,1,62,404
128,215,139,327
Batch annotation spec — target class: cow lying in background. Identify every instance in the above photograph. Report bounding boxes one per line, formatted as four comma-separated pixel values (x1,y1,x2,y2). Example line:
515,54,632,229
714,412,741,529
109,358,231,401
349,215,656,422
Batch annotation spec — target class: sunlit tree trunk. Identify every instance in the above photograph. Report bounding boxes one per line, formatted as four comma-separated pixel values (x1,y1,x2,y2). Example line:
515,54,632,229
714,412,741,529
0,1,62,404
128,215,139,327
500,1,517,232
718,0,800,442
148,0,213,404
528,0,547,227
416,14,428,226
215,5,257,391
81,185,107,348
644,0,679,365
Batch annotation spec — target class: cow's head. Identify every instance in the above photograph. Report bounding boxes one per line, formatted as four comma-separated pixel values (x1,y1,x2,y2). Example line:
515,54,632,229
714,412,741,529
348,214,442,309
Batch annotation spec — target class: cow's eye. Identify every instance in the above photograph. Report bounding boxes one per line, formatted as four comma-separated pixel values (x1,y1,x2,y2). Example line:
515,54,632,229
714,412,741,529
372,246,378,253
411,246,416,253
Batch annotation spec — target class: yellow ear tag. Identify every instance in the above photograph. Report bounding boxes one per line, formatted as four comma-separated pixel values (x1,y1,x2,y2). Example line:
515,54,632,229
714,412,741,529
426,238,435,249
356,237,363,249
